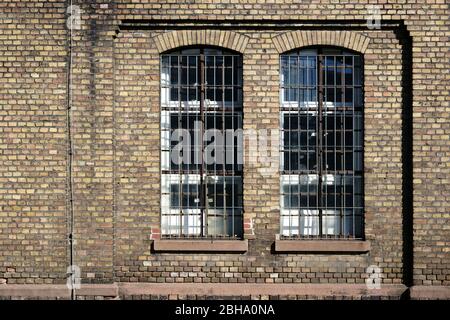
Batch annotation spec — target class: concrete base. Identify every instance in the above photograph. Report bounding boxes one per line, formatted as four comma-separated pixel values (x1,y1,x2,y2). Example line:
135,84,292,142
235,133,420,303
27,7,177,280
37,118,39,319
119,283,406,298
1,283,449,300
0,283,416,299
409,286,450,300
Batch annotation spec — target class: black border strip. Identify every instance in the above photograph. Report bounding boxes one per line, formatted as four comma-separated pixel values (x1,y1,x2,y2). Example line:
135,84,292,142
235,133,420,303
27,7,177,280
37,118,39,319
118,19,404,31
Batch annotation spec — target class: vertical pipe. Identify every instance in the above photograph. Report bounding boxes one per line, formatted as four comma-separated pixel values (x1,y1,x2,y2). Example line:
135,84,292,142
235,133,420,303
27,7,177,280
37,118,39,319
66,0,75,300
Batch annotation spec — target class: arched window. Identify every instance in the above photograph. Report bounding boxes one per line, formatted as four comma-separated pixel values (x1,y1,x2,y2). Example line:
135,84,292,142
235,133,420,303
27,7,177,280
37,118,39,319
161,47,243,238
280,47,364,239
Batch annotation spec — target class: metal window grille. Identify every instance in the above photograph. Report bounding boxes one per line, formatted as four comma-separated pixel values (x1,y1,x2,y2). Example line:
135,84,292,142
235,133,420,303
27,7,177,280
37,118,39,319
280,47,364,239
161,47,243,238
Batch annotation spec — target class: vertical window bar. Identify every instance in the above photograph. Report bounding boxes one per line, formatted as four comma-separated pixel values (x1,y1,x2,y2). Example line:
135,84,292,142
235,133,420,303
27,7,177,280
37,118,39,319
222,54,226,237
177,55,182,237
352,55,356,238
212,54,216,236
341,54,345,237
231,55,235,237
317,53,324,238
286,56,294,236
279,55,283,236
334,56,337,239
297,54,301,237
324,55,328,238
342,57,355,236
187,56,191,235
326,54,329,238
196,55,200,234
199,49,206,237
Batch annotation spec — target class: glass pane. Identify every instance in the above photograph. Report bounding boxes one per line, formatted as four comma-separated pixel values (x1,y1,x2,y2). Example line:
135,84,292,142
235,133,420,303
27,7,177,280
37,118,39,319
326,67,335,86
345,68,353,85
300,214,319,236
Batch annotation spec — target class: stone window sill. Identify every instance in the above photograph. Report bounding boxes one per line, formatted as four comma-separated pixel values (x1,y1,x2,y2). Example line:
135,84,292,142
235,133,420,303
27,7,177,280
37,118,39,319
274,239,370,253
152,239,248,253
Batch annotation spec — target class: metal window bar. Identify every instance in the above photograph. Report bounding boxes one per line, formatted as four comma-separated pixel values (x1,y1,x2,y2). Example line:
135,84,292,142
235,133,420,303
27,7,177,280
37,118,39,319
161,48,243,239
280,48,364,240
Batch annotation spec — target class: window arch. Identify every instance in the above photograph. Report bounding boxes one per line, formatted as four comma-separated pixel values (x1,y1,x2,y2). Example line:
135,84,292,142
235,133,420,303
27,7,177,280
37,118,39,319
160,47,243,238
280,47,364,239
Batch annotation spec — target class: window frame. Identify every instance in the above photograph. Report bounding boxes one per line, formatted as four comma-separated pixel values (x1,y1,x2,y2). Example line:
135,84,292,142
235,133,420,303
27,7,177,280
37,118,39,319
279,46,366,241
160,46,244,240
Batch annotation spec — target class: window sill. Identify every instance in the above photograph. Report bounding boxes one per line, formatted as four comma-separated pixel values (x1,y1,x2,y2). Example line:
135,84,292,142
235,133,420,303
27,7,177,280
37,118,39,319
274,239,370,253
152,239,248,253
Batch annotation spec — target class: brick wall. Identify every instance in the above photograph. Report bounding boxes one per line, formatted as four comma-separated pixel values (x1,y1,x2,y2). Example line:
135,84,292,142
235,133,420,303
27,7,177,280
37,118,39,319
0,0,68,285
0,0,448,299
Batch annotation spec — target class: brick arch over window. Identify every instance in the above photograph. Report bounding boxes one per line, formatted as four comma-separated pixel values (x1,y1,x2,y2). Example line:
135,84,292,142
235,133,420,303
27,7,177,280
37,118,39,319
153,30,250,54
272,31,370,54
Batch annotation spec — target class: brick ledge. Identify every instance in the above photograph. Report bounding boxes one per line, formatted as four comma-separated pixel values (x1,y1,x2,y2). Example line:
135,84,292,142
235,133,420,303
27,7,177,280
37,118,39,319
274,239,371,253
152,239,248,252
